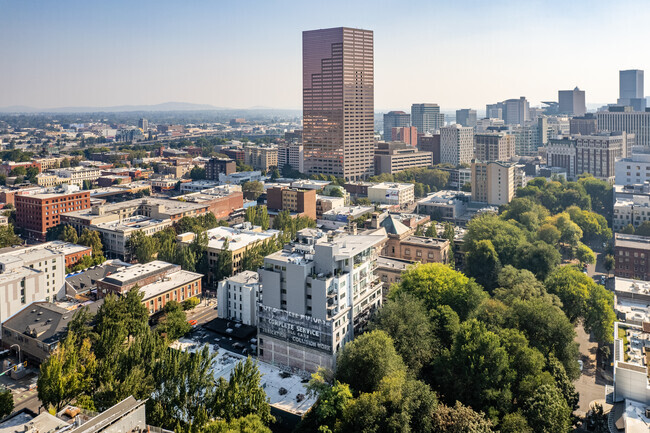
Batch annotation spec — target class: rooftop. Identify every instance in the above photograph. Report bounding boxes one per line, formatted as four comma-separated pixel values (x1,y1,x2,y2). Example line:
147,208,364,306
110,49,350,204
417,190,472,204
0,412,68,433
138,269,203,301
101,261,177,287
227,270,259,285
402,236,449,247
170,339,317,416
615,233,650,249
201,226,280,251
369,182,415,191
93,215,171,233
3,302,73,345
376,256,414,271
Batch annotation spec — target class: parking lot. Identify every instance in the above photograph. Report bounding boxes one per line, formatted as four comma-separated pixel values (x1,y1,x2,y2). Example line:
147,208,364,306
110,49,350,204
186,320,257,357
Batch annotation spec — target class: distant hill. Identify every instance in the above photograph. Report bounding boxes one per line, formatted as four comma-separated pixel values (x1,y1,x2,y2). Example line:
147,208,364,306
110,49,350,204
0,101,229,113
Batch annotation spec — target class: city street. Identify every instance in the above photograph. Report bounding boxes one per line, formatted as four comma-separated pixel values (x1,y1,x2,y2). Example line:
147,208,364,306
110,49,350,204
0,366,41,416
573,323,610,417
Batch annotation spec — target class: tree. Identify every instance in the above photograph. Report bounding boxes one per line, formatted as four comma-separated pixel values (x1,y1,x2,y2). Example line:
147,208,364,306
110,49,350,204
189,166,206,180
242,181,264,200
516,241,561,280
0,225,21,248
464,214,527,266
464,239,501,291
212,357,274,424
536,223,561,246
128,230,159,263
157,301,191,340
621,223,635,234
82,179,93,190
38,333,96,411
204,415,272,433
59,225,78,243
523,384,571,433
544,266,592,322
0,388,13,419
585,284,616,344
500,412,532,433
392,263,488,320
425,223,437,238
493,266,557,306
604,254,615,276
430,402,494,433
369,292,436,374
79,228,103,257
213,239,233,282
585,403,609,433
335,330,406,394
576,243,596,265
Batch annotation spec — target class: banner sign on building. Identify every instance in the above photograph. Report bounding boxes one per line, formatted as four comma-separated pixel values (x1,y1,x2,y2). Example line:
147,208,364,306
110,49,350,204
258,305,333,353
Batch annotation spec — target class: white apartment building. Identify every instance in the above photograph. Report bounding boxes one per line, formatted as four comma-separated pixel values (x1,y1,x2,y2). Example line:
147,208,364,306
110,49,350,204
612,195,650,231
92,215,173,260
367,182,415,206
471,161,516,206
217,271,260,326
278,143,304,173
616,152,650,186
440,124,474,165
0,246,66,327
257,228,387,373
51,167,102,187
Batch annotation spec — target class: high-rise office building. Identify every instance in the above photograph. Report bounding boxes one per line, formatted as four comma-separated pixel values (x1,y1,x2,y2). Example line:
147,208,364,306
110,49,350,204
597,109,650,147
383,111,410,139
138,118,148,131
303,27,374,180
558,87,586,116
411,103,445,134
440,124,474,166
618,69,646,111
471,161,516,206
487,97,529,125
456,109,477,128
570,114,598,135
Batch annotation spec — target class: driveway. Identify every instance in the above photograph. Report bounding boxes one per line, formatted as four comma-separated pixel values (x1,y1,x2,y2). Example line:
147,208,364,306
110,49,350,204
573,323,610,417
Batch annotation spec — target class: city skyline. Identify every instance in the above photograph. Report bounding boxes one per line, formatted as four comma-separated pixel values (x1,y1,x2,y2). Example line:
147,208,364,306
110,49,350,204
2,0,650,111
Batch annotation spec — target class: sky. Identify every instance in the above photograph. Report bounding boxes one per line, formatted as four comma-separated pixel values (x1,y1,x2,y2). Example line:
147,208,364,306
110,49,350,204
1,0,649,111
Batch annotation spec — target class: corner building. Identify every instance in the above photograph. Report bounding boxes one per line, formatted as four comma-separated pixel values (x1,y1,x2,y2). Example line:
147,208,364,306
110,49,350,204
303,27,374,181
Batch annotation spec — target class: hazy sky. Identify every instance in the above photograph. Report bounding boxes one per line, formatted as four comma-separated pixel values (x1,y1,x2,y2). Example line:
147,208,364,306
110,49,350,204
1,0,649,111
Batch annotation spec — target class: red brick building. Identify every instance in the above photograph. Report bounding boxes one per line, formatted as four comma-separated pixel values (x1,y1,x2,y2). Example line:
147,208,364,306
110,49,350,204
0,161,42,176
16,190,91,241
223,149,245,163
614,233,650,280
392,126,418,146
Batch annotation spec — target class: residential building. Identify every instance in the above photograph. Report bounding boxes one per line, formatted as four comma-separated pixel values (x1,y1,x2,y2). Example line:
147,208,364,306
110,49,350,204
303,27,375,180
374,141,432,174
367,182,415,206
16,187,91,241
319,206,374,230
391,126,418,146
614,233,650,280
375,256,412,297
217,271,260,326
183,225,279,284
316,195,346,219
277,143,304,173
51,167,102,188
205,157,236,180
474,132,515,162
456,109,477,128
597,109,650,147
97,261,202,314
618,69,646,111
383,111,410,139
613,195,650,231
558,87,586,116
223,148,245,163
387,235,449,265
440,124,474,165
0,161,42,177
411,103,444,134
258,228,387,372
471,161,516,206
418,134,441,165
616,152,650,186
575,132,628,182
244,145,278,171
570,114,598,135
266,186,317,220
438,167,472,190
93,216,174,260
171,187,244,220
547,137,578,179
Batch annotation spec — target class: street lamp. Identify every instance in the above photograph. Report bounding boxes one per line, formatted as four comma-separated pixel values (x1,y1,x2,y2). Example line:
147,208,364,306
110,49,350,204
9,344,20,365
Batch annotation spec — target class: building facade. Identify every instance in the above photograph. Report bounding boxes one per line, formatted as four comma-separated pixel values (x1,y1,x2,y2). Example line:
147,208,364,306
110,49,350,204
205,157,236,180
558,87,586,116
244,145,278,171
266,186,317,220
614,233,650,280
303,27,375,180
277,143,304,173
440,124,474,165
257,229,386,372
391,126,418,146
367,182,415,206
383,111,410,139
411,103,444,134
374,141,432,174
616,152,650,186
216,271,260,326
597,110,650,147
474,132,515,162
471,161,516,206
456,109,477,128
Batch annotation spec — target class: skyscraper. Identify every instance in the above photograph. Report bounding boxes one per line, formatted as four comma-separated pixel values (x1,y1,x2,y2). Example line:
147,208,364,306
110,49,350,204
618,69,646,111
383,111,410,139
411,103,445,134
558,87,586,116
303,27,374,180
456,109,477,128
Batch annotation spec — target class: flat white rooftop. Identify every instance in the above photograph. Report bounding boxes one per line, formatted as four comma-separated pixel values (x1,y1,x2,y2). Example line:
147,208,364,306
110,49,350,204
171,338,316,416
139,270,202,301
203,226,280,251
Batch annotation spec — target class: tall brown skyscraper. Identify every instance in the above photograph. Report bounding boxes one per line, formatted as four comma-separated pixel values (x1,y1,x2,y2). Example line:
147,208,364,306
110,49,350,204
303,27,374,180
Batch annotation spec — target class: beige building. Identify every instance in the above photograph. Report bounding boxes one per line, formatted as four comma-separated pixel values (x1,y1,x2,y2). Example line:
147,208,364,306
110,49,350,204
244,145,278,171
303,27,375,181
474,132,515,162
374,141,432,174
471,161,516,206
367,182,415,206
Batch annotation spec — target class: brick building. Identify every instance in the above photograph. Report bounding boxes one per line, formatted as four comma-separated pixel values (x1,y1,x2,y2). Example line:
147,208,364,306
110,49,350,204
266,186,316,220
206,157,236,180
614,233,650,280
16,188,91,241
